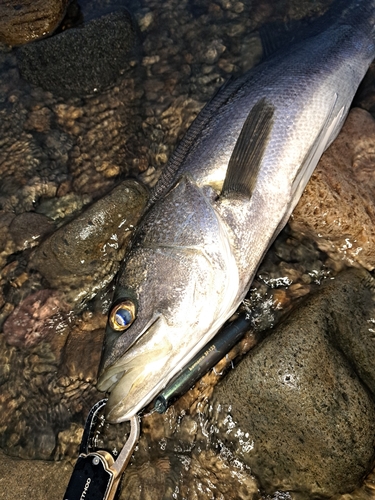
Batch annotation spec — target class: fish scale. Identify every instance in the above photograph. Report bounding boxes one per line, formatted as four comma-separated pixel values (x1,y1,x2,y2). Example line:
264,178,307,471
98,0,375,423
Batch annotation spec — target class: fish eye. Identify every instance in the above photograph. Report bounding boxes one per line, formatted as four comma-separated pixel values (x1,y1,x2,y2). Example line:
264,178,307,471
109,301,136,331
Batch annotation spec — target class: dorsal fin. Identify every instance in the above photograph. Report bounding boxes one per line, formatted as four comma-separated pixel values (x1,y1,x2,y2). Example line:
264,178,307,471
149,76,245,207
222,98,275,199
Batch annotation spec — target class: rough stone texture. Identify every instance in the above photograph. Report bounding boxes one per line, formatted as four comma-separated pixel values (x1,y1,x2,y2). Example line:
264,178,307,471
0,212,17,269
29,180,148,305
0,0,374,498
17,7,138,97
0,0,69,46
0,310,104,459
9,211,53,249
117,410,261,500
210,268,375,499
291,108,375,271
0,73,73,214
0,449,72,500
2,289,69,348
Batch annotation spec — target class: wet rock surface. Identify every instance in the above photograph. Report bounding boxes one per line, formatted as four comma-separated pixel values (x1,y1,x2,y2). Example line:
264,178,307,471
3,289,70,348
29,179,148,304
17,5,138,97
8,211,54,250
209,268,375,499
0,179,147,352
0,309,104,460
0,0,375,498
0,0,69,47
0,449,72,500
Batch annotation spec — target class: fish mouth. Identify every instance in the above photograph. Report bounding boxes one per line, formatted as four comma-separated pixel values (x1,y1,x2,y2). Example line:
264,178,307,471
104,361,166,422
97,314,173,422
98,313,161,388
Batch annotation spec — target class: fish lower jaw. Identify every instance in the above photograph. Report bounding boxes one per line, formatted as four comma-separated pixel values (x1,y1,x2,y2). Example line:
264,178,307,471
101,354,172,422
105,372,164,423
106,395,137,423
103,370,140,422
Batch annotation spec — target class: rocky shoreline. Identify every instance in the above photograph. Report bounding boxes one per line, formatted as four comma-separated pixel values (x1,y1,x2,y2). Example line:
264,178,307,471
1,0,375,498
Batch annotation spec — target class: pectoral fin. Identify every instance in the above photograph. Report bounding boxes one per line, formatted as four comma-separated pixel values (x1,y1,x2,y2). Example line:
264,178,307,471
222,97,275,199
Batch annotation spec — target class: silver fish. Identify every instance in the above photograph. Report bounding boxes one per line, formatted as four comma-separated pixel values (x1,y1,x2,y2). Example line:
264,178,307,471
97,0,375,422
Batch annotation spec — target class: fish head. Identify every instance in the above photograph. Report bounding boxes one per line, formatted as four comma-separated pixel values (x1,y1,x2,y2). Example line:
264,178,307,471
97,243,226,422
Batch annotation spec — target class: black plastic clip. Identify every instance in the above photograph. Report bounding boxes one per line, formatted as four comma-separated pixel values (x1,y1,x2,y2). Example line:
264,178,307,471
63,399,140,500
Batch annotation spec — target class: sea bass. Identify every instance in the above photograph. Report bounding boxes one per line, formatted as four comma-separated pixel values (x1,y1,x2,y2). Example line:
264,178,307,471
97,0,375,422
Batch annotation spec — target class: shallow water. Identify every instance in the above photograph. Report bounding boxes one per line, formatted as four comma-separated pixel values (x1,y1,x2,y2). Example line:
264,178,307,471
1,0,375,498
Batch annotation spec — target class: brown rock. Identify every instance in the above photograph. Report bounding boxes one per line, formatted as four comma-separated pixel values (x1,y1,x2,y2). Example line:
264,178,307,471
0,212,16,269
2,289,70,348
210,268,375,498
291,107,375,270
29,180,149,305
0,0,69,46
59,318,106,382
0,449,72,499
9,211,53,249
24,106,52,132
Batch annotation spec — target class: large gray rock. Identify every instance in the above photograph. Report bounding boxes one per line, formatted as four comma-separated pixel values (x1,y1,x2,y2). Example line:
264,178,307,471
209,268,375,499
